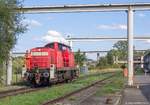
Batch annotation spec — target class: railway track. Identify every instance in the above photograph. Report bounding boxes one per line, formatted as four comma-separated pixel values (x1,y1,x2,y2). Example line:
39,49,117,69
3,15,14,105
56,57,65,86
42,73,116,105
79,71,115,80
0,87,47,99
0,71,115,100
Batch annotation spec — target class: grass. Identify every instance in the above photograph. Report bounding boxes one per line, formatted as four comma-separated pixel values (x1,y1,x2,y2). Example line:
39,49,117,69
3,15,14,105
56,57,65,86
89,68,121,74
0,71,115,105
12,74,22,84
95,72,125,96
0,86,5,91
135,68,144,75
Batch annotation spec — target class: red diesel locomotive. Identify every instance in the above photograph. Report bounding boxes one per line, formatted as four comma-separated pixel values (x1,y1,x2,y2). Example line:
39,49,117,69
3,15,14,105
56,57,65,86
25,42,78,86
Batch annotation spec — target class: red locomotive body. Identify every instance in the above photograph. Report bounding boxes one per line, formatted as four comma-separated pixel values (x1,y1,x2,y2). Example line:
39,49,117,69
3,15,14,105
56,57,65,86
25,42,78,86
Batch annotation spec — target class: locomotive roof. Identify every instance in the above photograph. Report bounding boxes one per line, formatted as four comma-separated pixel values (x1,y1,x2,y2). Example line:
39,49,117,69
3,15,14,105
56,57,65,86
45,42,70,47
31,42,71,50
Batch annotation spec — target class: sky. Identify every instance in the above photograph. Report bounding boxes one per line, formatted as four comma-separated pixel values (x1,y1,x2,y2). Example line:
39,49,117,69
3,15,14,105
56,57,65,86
14,0,150,59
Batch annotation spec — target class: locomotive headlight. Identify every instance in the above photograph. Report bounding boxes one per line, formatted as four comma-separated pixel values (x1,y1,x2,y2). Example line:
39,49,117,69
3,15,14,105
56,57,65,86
43,72,49,78
24,72,29,77
36,69,39,73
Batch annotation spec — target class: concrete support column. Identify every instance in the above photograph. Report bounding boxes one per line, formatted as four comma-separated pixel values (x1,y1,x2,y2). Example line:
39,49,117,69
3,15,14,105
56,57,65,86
67,35,73,49
6,51,12,85
141,56,144,68
113,56,116,64
69,40,73,49
127,6,134,86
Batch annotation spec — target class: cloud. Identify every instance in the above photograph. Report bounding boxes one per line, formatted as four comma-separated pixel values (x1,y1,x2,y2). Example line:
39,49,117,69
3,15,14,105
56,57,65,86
41,30,69,45
138,13,145,17
97,24,127,30
146,39,150,43
23,19,42,27
139,39,150,43
47,30,61,37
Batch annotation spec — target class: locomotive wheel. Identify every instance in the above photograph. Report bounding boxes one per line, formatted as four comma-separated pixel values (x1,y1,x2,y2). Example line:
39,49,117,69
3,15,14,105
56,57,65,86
43,78,50,86
30,80,39,88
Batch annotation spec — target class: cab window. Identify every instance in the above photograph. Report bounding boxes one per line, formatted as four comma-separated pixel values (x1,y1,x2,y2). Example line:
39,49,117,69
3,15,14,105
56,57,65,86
58,43,71,51
45,43,54,49
58,44,63,51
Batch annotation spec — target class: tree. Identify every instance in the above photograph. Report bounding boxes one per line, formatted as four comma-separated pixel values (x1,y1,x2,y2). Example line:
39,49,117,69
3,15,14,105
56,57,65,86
13,57,24,74
96,41,128,69
106,49,118,65
113,41,128,60
74,50,87,67
0,0,26,63
134,51,144,57
96,57,108,69
144,49,150,55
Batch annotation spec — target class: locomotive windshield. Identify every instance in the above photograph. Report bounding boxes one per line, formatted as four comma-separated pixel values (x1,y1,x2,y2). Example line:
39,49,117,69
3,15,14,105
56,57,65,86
58,43,71,51
44,43,54,48
45,42,71,51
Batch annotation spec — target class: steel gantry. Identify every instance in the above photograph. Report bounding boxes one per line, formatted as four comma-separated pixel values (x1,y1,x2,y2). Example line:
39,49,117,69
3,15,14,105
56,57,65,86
6,3,150,86
12,50,146,57
17,3,150,13
66,36,150,42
